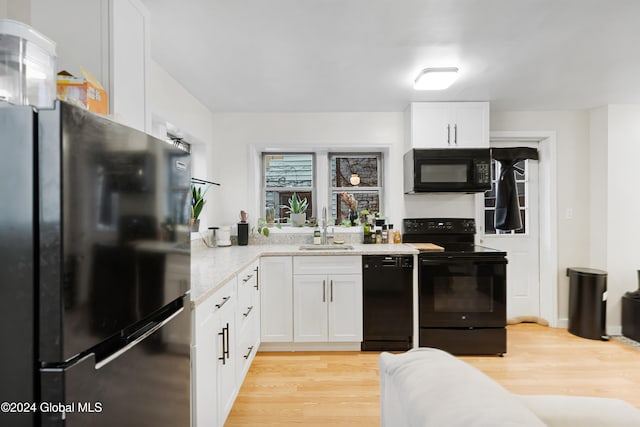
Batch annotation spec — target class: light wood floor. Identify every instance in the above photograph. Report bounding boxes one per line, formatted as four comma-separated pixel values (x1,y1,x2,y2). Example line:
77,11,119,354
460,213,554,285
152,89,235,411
226,324,640,426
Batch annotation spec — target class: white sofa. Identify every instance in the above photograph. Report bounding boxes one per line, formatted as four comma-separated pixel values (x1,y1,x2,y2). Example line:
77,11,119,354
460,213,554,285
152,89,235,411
379,348,640,427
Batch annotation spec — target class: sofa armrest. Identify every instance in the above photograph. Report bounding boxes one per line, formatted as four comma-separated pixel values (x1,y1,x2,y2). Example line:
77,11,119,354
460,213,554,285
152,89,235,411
379,348,546,427
518,395,640,427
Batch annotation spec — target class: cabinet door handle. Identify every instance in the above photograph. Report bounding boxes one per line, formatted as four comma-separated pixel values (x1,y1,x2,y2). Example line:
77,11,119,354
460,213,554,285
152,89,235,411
447,124,451,145
218,328,226,365
330,280,334,302
215,296,231,310
224,323,230,360
254,266,259,290
242,306,254,317
454,123,458,145
242,274,253,283
322,280,326,302
243,345,254,360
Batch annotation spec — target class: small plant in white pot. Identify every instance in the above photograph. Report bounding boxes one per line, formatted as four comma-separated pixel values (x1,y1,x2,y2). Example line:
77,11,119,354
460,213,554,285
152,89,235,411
281,192,308,227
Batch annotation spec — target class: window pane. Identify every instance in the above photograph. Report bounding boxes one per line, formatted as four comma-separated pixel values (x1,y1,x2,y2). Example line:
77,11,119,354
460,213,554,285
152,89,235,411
515,210,526,234
484,210,496,234
267,190,313,222
265,154,313,188
331,156,379,187
514,160,526,180
332,191,379,224
484,182,496,207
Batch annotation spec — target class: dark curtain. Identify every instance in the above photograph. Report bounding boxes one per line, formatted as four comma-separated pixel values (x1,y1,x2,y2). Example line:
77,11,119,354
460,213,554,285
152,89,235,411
492,147,539,231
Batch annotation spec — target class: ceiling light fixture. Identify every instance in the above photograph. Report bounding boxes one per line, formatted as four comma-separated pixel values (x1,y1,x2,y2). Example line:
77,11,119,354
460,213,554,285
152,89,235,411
414,67,459,90
350,173,361,186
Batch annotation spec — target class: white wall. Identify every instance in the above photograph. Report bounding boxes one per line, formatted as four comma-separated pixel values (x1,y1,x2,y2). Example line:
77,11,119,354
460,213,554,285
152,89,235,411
606,105,640,333
147,59,214,229
209,112,406,228
148,60,212,145
0,0,30,21
491,110,591,323
588,106,608,269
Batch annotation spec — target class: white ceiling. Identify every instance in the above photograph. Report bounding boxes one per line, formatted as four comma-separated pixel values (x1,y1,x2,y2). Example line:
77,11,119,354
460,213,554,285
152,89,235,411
140,0,640,113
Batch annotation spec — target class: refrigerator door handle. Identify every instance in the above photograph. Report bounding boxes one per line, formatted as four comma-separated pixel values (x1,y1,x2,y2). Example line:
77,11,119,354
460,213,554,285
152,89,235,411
95,306,183,370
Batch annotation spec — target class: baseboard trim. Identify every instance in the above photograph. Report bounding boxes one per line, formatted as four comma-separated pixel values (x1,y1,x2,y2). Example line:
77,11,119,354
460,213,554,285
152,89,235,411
259,342,361,352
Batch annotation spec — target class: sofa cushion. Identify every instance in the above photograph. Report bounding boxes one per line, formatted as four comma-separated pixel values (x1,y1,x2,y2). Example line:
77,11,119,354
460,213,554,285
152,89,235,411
518,395,640,427
379,348,546,427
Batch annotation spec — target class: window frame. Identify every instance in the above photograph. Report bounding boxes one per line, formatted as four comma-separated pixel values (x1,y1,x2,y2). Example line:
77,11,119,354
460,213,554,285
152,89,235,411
260,150,384,226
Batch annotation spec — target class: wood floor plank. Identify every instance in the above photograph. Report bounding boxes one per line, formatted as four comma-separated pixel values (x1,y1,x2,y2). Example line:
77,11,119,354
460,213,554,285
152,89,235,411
226,324,640,426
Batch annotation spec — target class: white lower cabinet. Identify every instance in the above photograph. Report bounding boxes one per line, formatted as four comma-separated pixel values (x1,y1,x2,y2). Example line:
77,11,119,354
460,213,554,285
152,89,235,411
293,256,363,343
260,256,293,342
236,261,260,382
293,275,328,341
193,276,236,427
328,274,364,341
192,260,261,427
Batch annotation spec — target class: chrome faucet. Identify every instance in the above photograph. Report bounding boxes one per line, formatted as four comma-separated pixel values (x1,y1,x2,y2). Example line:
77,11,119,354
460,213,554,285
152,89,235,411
321,206,328,244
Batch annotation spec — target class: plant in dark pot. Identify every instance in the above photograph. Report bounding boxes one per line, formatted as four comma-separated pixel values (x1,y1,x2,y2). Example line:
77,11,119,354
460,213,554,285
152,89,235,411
281,192,308,227
190,183,210,232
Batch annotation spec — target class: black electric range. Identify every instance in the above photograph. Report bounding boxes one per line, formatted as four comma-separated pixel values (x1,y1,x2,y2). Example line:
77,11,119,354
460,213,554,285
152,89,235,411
403,218,506,258
403,218,508,355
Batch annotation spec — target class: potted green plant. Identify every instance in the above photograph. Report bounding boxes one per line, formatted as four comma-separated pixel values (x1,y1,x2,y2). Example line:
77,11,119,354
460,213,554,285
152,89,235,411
281,192,308,227
191,183,210,232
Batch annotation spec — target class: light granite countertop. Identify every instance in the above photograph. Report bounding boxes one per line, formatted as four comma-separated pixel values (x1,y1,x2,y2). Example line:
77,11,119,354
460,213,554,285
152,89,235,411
190,242,419,307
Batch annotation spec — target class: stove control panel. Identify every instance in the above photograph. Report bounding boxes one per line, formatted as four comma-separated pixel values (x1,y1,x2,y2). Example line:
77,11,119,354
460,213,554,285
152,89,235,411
403,218,476,235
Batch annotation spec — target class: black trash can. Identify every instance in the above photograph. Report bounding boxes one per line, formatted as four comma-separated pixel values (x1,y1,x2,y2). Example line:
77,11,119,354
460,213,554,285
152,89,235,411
567,267,608,341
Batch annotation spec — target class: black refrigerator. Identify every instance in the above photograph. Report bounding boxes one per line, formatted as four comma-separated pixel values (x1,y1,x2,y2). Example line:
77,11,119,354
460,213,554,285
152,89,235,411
0,101,192,426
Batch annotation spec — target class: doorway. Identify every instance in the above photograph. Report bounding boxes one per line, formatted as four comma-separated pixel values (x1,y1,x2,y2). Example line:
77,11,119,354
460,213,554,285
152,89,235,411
475,131,558,326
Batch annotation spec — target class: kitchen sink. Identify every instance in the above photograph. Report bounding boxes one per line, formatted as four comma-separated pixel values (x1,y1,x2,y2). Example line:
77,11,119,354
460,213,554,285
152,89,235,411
298,244,355,251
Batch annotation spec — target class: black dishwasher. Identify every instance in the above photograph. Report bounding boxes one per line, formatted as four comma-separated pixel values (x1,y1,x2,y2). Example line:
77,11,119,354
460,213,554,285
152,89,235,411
362,255,414,351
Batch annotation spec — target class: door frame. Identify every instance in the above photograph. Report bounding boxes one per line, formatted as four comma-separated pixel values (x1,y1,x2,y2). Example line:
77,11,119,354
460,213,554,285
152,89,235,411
476,131,558,327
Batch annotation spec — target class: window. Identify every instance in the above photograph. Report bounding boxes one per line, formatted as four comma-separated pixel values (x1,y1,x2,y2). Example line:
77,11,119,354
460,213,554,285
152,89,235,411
261,151,383,226
484,159,528,235
263,153,314,222
330,153,382,224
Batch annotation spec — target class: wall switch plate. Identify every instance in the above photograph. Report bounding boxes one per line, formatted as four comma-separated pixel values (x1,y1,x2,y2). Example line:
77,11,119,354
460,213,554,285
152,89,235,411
565,208,574,220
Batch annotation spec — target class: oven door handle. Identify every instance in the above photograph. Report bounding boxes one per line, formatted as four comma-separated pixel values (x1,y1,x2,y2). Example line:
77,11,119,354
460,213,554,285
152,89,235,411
420,257,508,265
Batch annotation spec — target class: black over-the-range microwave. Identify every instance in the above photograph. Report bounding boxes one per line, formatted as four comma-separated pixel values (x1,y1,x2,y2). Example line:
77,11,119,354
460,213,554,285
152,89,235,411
403,148,492,193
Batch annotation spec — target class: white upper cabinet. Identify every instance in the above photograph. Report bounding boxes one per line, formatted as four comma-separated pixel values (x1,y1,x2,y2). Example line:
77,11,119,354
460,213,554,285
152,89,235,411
110,0,150,132
404,102,489,150
31,0,150,132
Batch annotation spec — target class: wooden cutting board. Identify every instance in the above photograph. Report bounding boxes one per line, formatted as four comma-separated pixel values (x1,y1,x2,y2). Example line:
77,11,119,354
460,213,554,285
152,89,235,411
405,243,445,252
